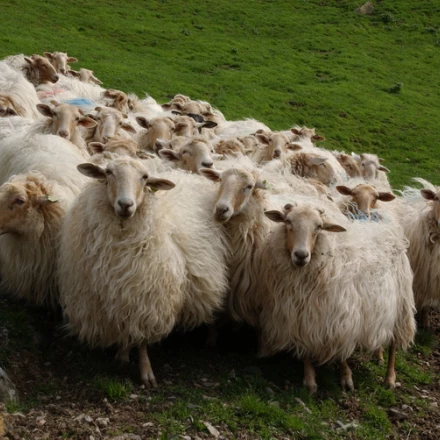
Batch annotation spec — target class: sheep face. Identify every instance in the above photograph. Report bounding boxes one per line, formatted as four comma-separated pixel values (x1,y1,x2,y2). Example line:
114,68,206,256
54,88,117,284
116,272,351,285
291,127,325,142
421,188,440,225
77,158,175,220
215,139,246,157
24,55,59,83
199,167,264,222
173,116,198,138
136,116,175,151
335,154,361,178
265,204,346,267
0,180,54,238
44,51,78,74
256,132,301,160
104,89,129,113
94,107,135,142
359,154,390,179
37,103,97,140
159,139,215,173
336,184,395,217
89,136,139,158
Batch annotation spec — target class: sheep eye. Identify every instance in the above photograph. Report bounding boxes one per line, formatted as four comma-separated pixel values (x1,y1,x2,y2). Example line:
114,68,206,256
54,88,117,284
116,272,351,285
76,117,80,121
105,169,113,176
15,198,25,205
142,174,149,180
245,184,253,190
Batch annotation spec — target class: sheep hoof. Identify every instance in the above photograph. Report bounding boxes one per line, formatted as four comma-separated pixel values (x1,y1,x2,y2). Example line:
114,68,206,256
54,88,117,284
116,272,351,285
384,375,396,389
303,379,318,394
376,359,384,366
142,375,158,388
341,378,354,392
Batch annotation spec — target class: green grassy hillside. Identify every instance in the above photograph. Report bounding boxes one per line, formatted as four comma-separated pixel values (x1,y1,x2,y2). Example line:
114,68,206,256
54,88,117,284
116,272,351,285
2,0,440,186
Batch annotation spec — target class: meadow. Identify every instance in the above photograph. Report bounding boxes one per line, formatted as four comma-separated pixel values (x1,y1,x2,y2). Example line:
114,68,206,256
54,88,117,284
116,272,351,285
1,0,440,439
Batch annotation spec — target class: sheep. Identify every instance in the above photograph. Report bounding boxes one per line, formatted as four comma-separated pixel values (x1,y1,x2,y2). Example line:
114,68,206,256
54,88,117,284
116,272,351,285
215,118,271,138
356,153,391,185
0,61,43,119
4,54,59,86
251,131,302,163
401,179,440,328
0,172,69,308
200,159,320,327
336,183,396,219
66,68,103,85
89,106,136,143
0,133,89,200
104,89,129,113
43,52,78,74
332,151,362,178
31,102,97,155
0,116,35,140
159,137,216,172
259,199,416,392
88,135,139,158
136,116,175,152
288,126,325,148
58,157,229,386
127,93,164,117
214,138,248,157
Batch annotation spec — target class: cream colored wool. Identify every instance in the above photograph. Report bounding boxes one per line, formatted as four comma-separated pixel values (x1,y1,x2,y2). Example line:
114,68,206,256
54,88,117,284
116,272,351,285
257,197,415,364
59,158,229,350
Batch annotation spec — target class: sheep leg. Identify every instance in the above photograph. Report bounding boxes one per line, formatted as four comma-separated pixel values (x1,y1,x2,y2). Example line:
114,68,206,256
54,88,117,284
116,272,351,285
115,346,130,364
138,342,157,388
340,360,354,392
384,342,397,388
303,358,317,394
420,308,430,329
373,346,384,365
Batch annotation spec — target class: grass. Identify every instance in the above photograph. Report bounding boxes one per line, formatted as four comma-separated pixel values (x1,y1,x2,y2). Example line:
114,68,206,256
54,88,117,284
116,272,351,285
92,375,133,401
0,0,439,187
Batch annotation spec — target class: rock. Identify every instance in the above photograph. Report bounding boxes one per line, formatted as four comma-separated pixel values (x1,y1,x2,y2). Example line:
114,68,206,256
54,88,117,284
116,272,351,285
0,367,17,403
355,2,374,15
142,422,154,428
388,408,408,421
96,417,110,427
335,420,359,431
203,421,220,438
294,397,312,414
265,387,275,396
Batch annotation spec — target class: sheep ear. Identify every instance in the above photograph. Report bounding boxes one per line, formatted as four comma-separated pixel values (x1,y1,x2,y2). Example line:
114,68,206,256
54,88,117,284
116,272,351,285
291,128,301,135
287,143,302,151
264,210,286,223
91,75,103,85
255,133,269,144
50,99,61,107
146,177,175,191
67,57,78,63
136,116,149,129
88,142,105,155
377,192,395,202
43,52,53,59
6,108,18,116
24,57,34,65
158,149,181,162
322,223,346,232
78,117,97,128
199,168,222,182
310,156,328,165
200,121,217,129
77,163,106,179
312,135,325,141
121,122,136,133
67,70,80,78
421,189,436,200
36,104,53,118
378,165,390,173
161,103,172,111
336,185,353,196
136,150,155,160
95,106,103,112
187,113,204,123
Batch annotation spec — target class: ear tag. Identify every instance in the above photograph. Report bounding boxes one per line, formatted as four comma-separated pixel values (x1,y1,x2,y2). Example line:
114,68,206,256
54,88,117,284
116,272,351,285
46,195,59,203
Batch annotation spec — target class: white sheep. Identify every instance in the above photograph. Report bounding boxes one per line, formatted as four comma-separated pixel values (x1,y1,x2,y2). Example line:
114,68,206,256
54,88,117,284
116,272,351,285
259,198,415,392
43,51,78,74
4,54,59,86
0,172,69,307
58,157,229,386
401,179,440,328
0,62,43,119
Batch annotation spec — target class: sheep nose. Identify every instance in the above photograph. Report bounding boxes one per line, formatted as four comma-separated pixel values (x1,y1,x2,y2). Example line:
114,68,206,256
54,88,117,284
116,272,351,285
201,161,213,168
294,250,309,260
118,199,134,210
273,150,281,158
53,74,59,82
58,130,69,138
215,205,230,219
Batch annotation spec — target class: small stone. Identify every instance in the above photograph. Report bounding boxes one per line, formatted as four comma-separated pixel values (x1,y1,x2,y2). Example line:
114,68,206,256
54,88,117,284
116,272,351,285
355,2,374,15
142,422,154,427
268,401,280,407
203,421,220,438
0,367,18,403
110,435,141,440
129,394,139,400
265,387,275,396
96,417,110,427
388,408,407,421
294,397,312,414
182,436,191,440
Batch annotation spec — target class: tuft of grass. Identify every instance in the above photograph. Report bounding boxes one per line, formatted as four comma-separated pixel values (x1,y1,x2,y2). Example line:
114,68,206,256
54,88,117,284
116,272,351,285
92,375,133,401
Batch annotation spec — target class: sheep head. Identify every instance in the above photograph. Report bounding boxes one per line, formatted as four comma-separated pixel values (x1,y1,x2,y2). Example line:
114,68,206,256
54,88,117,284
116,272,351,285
44,51,78,74
93,107,136,142
359,153,390,180
199,167,266,222
421,188,440,227
336,184,395,217
335,153,361,178
24,55,59,84
37,102,97,140
265,203,346,267
77,158,175,220
0,173,60,238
